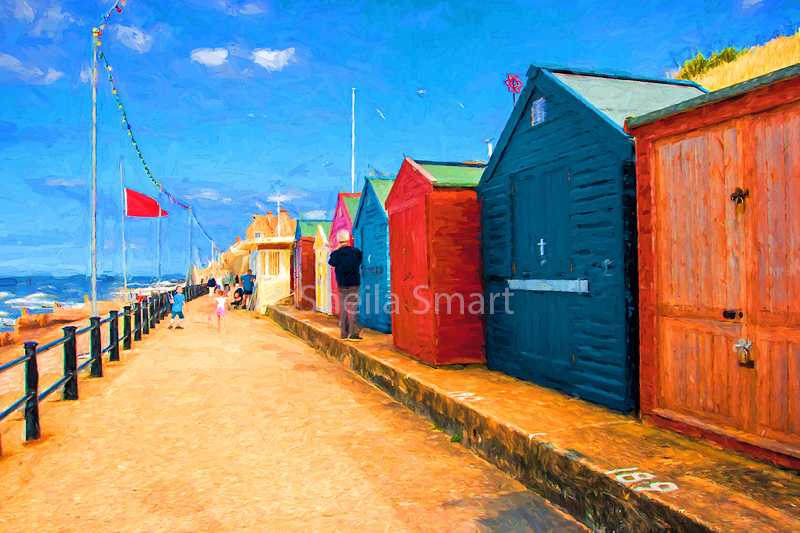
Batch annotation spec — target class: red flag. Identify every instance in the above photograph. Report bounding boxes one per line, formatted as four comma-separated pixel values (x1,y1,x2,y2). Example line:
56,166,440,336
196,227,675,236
125,188,168,217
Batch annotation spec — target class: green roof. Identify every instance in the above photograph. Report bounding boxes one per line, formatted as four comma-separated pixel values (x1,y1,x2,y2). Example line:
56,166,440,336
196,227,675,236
342,195,361,219
297,220,331,237
368,178,395,208
418,161,486,188
626,63,800,129
550,71,706,128
297,220,327,237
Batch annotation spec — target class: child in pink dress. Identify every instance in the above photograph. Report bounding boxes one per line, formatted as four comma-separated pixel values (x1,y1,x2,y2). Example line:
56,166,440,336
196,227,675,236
213,289,228,331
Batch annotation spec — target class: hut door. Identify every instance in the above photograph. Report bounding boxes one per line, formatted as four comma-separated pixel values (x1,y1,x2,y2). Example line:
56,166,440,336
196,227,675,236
749,112,800,450
654,128,756,436
511,169,573,382
361,220,381,321
390,204,432,353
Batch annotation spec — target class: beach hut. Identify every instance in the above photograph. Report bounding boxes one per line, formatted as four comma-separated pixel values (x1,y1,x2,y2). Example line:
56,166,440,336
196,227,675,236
293,221,328,311
386,158,486,366
240,210,297,313
477,65,705,411
625,64,800,466
328,192,362,316
313,222,333,314
352,178,395,333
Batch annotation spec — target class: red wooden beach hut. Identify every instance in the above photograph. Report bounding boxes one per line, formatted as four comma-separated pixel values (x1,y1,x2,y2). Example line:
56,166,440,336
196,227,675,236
386,158,486,366
328,192,361,316
625,64,800,469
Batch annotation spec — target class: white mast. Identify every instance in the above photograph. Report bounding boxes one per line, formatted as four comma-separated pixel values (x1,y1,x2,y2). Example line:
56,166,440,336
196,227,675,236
120,157,127,291
351,88,355,194
90,28,99,316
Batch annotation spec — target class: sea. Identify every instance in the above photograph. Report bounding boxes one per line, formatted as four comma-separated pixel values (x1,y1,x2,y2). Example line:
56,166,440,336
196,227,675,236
0,274,188,332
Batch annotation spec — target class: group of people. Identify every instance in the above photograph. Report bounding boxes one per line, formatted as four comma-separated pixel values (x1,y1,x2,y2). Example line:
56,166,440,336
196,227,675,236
166,269,257,332
163,230,365,339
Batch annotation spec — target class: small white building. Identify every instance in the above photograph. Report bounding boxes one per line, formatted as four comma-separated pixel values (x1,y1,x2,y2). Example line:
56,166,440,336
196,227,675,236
238,210,297,313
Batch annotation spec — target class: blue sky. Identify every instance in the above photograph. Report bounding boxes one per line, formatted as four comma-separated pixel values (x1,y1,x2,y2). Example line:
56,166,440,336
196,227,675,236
0,0,798,277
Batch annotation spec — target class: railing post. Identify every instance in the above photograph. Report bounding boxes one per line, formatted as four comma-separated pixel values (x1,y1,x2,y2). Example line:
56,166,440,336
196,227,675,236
24,342,40,441
123,305,132,350
62,326,78,400
109,310,120,362
153,294,161,324
142,297,150,335
90,316,103,378
148,296,156,330
134,302,142,341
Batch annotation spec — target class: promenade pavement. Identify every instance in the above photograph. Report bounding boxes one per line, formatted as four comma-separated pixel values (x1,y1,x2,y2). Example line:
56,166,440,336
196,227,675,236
0,296,588,533
268,305,800,533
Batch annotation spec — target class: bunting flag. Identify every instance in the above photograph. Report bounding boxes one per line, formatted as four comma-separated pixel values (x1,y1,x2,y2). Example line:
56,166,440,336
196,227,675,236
125,188,169,218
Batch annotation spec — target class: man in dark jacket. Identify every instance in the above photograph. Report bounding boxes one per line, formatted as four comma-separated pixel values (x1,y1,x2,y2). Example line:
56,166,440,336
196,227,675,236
328,230,363,340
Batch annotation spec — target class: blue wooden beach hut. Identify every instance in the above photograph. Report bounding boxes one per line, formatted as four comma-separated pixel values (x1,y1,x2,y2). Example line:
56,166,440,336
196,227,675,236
477,65,705,411
352,177,395,334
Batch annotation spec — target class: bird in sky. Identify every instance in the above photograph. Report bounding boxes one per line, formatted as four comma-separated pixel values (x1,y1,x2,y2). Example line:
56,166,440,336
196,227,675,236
417,89,427,97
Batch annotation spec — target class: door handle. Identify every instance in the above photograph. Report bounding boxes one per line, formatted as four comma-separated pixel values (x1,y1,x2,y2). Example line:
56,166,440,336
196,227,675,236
730,187,749,205
722,309,743,320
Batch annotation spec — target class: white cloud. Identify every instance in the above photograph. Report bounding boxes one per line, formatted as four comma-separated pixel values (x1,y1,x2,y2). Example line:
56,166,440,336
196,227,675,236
185,188,222,201
241,3,267,14
302,210,327,219
14,0,34,22
0,52,61,85
43,67,63,83
0,52,42,77
251,48,296,71
45,178,85,187
30,6,77,38
116,25,155,53
247,112,255,117
191,48,228,67
743,0,763,7
79,62,90,83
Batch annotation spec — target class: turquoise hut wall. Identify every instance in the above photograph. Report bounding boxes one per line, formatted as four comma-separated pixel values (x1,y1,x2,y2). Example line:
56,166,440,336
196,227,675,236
477,66,705,412
352,178,394,334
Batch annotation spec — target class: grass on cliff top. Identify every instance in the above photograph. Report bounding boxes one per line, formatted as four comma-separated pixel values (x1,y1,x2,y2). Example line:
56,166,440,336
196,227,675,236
679,29,800,91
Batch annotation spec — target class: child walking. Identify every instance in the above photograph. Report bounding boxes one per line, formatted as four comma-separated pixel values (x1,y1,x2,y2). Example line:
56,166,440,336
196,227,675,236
168,286,185,330
213,288,228,331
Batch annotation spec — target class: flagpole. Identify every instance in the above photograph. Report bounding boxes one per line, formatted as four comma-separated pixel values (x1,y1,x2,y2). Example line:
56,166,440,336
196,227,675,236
188,209,193,271
90,28,99,317
120,157,127,292
157,203,162,282
351,88,355,194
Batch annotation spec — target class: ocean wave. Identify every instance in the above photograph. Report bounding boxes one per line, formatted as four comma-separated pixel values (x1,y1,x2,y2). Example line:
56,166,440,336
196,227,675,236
0,311,9,316
4,292,82,309
6,292,55,307
0,291,12,300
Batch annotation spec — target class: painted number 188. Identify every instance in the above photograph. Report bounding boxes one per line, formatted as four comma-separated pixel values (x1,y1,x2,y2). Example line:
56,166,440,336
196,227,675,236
605,467,679,493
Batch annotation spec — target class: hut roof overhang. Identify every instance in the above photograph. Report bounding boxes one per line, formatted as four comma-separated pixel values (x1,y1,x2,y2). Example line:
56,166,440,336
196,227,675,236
479,65,707,187
625,62,800,131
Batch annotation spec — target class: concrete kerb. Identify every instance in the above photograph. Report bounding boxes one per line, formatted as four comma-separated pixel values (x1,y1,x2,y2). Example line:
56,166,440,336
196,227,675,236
265,306,711,533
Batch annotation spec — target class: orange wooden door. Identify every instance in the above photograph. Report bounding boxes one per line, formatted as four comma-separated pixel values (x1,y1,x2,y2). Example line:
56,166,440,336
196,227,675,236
653,123,756,436
749,108,800,452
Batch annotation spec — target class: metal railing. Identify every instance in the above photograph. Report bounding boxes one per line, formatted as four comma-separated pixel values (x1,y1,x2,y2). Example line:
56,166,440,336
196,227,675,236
0,283,205,449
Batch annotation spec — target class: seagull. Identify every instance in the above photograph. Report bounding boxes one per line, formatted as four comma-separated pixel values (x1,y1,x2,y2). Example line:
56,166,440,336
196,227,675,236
417,89,427,97
322,161,332,167
375,108,386,120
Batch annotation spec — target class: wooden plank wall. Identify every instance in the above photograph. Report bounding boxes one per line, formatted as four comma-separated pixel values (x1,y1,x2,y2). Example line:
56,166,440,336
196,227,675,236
479,79,637,411
429,189,485,365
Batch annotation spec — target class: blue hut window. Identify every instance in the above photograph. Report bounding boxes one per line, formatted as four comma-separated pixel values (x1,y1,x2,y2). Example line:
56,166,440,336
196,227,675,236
531,98,546,126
